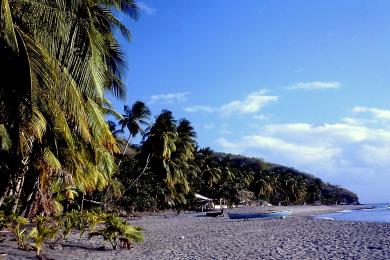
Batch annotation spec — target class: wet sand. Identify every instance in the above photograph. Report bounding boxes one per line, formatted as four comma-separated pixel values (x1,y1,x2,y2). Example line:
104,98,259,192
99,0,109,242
1,205,389,259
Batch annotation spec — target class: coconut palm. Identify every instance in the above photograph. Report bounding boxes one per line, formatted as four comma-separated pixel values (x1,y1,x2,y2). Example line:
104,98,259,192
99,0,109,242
295,177,308,204
0,0,139,215
169,119,198,204
196,148,221,189
100,101,150,208
175,119,197,160
107,121,121,138
257,176,274,200
140,110,177,207
308,178,322,203
118,101,151,156
142,110,178,162
140,111,200,206
141,110,177,186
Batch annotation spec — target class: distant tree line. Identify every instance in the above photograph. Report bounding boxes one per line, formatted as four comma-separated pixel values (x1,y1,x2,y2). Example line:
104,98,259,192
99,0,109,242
91,102,359,212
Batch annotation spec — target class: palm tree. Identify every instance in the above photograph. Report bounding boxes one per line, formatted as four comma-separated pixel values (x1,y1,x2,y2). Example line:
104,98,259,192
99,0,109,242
118,101,151,157
307,178,322,204
196,148,221,189
139,111,200,207
170,119,198,204
253,171,277,203
0,0,139,215
142,110,177,161
107,121,121,138
139,110,178,207
295,177,308,204
142,111,177,181
101,101,150,207
175,119,197,160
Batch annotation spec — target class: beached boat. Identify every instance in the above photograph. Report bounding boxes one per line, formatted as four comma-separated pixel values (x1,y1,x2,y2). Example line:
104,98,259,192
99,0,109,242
227,209,292,220
206,211,224,217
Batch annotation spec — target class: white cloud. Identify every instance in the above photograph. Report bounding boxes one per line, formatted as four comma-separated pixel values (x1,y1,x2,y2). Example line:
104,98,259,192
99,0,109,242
353,106,390,121
149,92,189,104
287,81,340,90
358,145,390,167
219,124,233,135
262,123,377,143
137,2,156,15
184,105,215,113
215,117,390,202
253,114,269,121
217,136,340,165
185,90,278,116
203,123,215,131
219,91,278,115
341,117,362,125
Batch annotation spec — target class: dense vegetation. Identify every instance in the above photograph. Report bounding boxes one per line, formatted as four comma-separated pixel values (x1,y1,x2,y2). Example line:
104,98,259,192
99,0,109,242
0,0,145,255
0,0,138,217
0,0,359,255
0,0,358,216
96,105,359,212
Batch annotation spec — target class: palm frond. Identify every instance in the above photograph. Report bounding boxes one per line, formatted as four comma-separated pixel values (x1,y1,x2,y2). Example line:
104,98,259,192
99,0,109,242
0,124,11,150
42,148,61,170
0,0,18,52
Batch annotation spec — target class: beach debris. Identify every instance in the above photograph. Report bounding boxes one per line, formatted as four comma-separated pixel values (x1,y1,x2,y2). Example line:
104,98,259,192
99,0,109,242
36,255,55,260
180,235,185,239
49,243,63,250
367,245,383,250
120,237,133,249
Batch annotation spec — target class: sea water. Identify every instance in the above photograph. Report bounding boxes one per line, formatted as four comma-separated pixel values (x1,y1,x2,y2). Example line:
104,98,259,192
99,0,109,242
315,204,390,223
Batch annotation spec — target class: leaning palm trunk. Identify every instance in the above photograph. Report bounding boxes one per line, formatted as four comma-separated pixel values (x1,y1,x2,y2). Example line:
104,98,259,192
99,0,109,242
11,156,30,213
115,153,152,203
117,134,132,169
21,176,39,217
11,174,25,214
1,0,139,217
0,182,11,208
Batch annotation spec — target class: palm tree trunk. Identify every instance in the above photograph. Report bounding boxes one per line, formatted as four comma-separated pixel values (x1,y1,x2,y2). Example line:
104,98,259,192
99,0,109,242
0,182,12,207
128,153,151,187
11,174,25,214
103,134,132,207
116,134,131,169
80,192,85,212
11,157,29,214
21,176,39,217
115,153,152,201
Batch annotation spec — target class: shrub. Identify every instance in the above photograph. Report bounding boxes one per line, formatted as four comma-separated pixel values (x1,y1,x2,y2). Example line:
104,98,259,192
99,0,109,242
9,215,31,250
58,212,75,240
0,211,6,230
89,214,143,250
29,216,58,256
59,210,105,239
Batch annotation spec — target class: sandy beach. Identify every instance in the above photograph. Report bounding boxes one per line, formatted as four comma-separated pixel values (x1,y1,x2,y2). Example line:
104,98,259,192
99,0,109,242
1,205,390,259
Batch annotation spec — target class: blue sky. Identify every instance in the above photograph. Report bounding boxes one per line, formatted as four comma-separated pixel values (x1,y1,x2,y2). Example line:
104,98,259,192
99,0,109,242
111,0,390,203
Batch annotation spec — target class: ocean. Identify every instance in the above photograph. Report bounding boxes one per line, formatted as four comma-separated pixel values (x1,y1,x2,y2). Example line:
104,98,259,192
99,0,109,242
315,204,390,223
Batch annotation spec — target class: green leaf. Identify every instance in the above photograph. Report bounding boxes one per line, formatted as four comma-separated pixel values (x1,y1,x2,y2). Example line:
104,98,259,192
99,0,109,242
0,0,18,52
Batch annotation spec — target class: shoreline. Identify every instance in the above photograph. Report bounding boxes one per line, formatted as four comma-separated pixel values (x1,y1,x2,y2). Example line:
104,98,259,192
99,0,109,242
130,204,374,220
1,205,388,259
270,204,374,217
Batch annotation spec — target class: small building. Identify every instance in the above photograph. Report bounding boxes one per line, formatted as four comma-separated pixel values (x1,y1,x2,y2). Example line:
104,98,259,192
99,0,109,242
194,194,230,211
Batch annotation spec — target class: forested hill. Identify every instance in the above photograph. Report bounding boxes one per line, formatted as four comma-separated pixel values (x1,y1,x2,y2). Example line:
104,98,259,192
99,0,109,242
212,152,359,205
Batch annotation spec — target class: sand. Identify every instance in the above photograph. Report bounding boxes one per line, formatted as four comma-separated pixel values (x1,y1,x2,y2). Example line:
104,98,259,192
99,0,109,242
1,205,390,259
